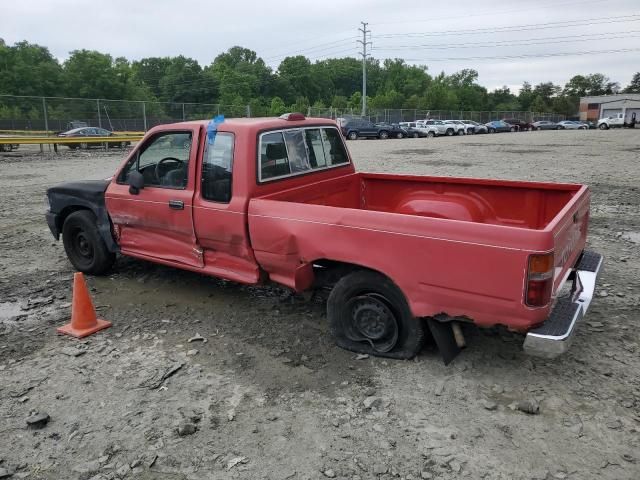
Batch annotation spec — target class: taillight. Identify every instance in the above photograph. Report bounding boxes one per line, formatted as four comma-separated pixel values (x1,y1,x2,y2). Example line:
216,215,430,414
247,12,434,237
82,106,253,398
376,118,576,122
526,252,554,307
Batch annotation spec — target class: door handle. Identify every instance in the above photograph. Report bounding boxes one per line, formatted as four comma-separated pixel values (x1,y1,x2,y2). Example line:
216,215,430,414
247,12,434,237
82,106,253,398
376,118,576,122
168,200,184,210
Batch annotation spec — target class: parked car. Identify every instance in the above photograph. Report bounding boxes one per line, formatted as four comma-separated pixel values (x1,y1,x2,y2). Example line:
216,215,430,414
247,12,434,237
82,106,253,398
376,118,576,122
45,112,602,362
461,120,487,134
57,127,131,149
417,119,457,136
378,122,410,139
502,118,534,131
531,120,558,131
404,121,438,138
485,120,514,133
557,121,587,130
443,120,466,135
341,119,397,140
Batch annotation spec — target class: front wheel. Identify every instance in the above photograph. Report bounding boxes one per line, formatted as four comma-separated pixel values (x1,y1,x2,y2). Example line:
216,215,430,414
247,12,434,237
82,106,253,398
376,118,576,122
445,129,454,136
599,123,608,130
62,210,115,275
328,270,426,359
510,127,515,132
395,132,404,139
488,128,495,133
378,131,389,139
426,131,435,138
348,131,358,140
412,132,420,138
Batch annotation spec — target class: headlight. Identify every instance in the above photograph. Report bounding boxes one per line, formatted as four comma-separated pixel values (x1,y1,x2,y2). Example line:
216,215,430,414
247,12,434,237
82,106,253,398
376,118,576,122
44,195,50,212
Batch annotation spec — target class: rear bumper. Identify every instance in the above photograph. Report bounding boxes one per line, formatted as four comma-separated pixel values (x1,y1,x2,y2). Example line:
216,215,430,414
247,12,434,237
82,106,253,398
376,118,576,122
523,250,603,358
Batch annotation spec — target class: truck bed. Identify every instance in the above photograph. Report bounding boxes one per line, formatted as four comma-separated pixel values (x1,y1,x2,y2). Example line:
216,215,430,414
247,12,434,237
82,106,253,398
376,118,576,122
260,172,581,229
248,172,590,331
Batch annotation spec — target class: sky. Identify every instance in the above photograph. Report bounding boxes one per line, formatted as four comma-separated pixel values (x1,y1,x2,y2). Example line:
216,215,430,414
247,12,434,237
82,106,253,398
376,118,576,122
1,0,638,92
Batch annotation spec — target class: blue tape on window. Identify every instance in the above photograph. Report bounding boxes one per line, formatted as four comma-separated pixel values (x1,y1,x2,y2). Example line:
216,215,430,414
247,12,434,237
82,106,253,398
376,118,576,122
207,115,225,144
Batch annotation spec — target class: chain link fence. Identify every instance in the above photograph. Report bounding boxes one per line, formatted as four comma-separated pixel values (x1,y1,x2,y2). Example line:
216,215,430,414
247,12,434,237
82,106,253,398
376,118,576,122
0,94,565,133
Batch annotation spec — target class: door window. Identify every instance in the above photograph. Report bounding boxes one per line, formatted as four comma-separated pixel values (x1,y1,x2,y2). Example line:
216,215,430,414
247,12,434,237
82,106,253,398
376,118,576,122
201,133,234,203
118,131,193,189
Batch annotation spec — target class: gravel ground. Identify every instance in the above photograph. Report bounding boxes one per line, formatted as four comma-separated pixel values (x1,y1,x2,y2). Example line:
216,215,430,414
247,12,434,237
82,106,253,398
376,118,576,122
0,129,639,480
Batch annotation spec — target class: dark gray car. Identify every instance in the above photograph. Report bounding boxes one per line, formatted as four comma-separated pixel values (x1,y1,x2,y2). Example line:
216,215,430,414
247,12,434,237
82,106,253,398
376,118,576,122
531,120,558,131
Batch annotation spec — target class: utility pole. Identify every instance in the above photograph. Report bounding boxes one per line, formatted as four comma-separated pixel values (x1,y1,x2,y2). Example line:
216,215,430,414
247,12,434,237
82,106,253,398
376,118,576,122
357,21,371,117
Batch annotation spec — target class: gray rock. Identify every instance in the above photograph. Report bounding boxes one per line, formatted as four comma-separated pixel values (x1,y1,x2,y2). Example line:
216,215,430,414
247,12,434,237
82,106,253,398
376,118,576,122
322,469,336,478
372,464,388,475
61,346,85,357
26,412,50,429
177,422,197,436
420,472,433,479
72,460,101,475
481,400,498,411
517,400,540,415
363,396,383,409
0,467,13,479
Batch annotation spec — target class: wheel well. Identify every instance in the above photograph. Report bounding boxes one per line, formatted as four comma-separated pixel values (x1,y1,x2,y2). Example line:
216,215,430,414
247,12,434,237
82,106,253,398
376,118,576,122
56,205,92,232
311,259,390,289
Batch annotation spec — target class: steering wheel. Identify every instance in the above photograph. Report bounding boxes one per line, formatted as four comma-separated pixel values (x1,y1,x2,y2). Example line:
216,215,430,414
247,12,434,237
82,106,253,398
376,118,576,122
154,157,184,184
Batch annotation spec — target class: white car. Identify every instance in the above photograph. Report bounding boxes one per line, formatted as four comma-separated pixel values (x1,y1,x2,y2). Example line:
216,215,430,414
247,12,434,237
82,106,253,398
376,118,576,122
443,120,466,136
461,120,487,134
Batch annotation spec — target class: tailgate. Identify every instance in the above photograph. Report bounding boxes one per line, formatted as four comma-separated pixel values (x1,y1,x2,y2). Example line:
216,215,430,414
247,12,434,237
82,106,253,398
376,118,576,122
548,185,590,293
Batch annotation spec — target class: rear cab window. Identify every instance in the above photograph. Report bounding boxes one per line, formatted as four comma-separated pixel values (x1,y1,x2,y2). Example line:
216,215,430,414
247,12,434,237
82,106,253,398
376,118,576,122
259,127,349,182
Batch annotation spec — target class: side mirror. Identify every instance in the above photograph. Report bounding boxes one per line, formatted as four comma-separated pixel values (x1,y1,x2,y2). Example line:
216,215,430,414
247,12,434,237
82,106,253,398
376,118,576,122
128,170,145,195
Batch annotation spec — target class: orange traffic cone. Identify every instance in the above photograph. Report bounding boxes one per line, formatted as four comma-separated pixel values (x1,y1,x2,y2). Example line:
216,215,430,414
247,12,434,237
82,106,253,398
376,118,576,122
57,272,112,338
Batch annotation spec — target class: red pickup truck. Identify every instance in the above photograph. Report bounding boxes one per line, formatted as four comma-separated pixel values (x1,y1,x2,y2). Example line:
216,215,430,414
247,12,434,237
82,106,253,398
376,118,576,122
46,113,602,363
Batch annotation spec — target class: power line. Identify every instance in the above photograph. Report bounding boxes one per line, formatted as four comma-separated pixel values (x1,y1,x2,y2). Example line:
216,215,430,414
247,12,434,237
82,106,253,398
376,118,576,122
373,31,640,51
374,14,640,38
262,37,358,61
401,47,640,62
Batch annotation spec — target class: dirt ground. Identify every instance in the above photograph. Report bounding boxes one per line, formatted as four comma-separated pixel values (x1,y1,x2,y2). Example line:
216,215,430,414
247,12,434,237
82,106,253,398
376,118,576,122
1,130,639,480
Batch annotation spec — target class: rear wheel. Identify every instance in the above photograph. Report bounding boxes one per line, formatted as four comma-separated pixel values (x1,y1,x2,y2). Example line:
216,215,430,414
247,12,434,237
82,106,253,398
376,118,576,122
426,131,435,138
446,129,454,136
62,210,115,275
80,142,89,150
395,132,404,139
348,131,358,140
328,270,426,359
488,128,495,133
378,131,389,139
412,132,420,138
510,127,516,132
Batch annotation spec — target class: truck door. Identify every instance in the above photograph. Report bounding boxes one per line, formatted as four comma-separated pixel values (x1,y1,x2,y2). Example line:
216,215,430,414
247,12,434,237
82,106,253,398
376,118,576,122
105,127,202,268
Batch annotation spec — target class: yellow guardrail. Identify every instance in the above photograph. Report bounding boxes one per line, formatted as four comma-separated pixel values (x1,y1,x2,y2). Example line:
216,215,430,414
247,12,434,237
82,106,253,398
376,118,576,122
0,135,143,145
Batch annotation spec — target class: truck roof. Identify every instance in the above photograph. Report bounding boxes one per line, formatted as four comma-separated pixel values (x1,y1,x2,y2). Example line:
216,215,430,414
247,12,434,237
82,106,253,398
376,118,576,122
155,116,338,134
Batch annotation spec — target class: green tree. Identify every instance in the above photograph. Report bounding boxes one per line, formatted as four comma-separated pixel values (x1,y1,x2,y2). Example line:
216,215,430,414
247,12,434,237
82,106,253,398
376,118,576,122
0,41,63,96
623,72,640,93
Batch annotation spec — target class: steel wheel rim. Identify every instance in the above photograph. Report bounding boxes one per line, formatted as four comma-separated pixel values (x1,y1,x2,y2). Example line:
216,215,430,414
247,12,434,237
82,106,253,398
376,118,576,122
343,294,399,353
73,228,94,261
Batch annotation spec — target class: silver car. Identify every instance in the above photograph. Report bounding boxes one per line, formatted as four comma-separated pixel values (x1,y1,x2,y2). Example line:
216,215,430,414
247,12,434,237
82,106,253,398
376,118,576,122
531,120,558,131
557,121,588,130
461,120,487,134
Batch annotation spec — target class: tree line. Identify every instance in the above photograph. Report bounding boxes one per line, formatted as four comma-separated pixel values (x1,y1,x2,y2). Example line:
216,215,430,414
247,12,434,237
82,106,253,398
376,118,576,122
1,39,639,120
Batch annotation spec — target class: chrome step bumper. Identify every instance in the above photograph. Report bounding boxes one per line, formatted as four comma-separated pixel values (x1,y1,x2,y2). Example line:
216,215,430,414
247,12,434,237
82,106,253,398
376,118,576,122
523,251,604,359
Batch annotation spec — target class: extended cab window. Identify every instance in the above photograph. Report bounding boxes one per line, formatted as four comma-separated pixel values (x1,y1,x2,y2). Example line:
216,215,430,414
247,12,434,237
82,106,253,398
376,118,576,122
202,133,233,203
259,127,349,182
119,132,192,189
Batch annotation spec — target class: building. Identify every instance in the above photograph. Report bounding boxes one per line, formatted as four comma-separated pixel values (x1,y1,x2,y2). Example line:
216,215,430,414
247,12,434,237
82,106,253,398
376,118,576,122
579,94,640,122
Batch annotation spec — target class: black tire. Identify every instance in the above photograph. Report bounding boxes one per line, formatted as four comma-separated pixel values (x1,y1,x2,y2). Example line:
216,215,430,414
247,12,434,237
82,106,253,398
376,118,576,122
412,132,420,138
426,131,435,138
80,142,89,150
509,126,515,132
378,130,389,139
328,270,426,359
62,210,115,275
445,129,454,136
348,131,358,140
396,132,404,139
488,128,495,133
599,123,608,130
